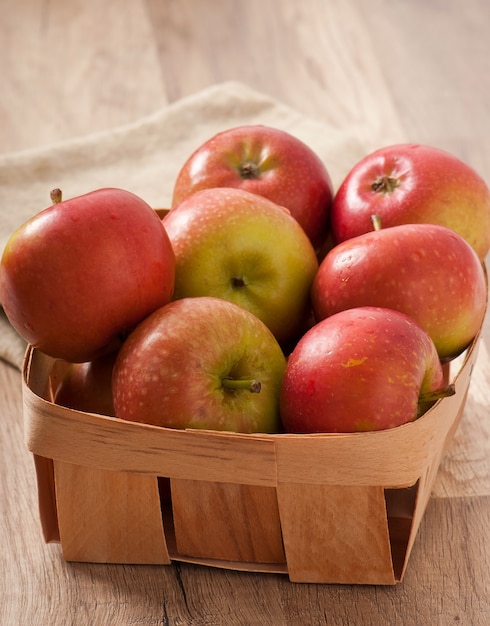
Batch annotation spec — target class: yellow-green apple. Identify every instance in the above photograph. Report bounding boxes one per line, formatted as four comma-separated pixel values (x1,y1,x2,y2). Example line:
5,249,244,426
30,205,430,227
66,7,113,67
163,187,319,347
311,222,487,361
0,188,175,362
280,306,452,433
112,297,287,433
331,143,490,260
171,124,334,251
54,352,116,416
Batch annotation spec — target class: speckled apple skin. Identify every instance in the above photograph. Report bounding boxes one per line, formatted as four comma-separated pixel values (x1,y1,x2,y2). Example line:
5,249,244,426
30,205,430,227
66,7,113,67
331,143,490,260
112,297,287,433
312,223,487,361
280,307,445,433
171,124,333,251
164,187,319,346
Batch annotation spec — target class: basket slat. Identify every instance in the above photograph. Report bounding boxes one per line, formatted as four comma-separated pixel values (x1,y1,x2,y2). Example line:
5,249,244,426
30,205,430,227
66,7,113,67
54,461,170,564
277,483,396,584
33,454,59,543
171,480,286,563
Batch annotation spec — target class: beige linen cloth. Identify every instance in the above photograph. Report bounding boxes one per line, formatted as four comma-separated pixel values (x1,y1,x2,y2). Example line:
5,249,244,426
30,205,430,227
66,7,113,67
0,81,365,370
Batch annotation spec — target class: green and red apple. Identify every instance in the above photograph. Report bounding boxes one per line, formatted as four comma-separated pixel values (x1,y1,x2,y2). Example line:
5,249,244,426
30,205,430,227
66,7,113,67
171,124,334,251
311,222,487,361
331,143,490,260
0,188,175,362
163,187,319,347
280,306,452,433
112,297,287,433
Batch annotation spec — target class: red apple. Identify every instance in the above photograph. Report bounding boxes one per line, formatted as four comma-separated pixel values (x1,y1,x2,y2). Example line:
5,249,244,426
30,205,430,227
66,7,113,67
112,297,287,433
163,187,318,347
0,188,175,362
171,124,334,251
280,307,451,433
331,143,490,260
311,222,487,361
54,352,116,416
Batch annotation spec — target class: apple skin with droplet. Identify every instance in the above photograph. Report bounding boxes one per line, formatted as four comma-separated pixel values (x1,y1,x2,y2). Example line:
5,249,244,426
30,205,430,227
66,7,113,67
311,223,487,362
280,307,449,434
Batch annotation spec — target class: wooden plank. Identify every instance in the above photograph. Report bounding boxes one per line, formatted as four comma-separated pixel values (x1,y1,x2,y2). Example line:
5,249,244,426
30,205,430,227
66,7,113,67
0,0,166,153
146,0,406,153
53,461,170,564
277,484,395,584
171,480,285,564
33,455,59,543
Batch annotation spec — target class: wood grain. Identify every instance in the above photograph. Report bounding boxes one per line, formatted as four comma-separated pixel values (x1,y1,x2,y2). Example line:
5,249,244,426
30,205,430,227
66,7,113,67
1,0,490,624
277,484,395,585
357,0,490,179
1,0,166,153
172,480,286,563
53,461,169,564
146,0,407,152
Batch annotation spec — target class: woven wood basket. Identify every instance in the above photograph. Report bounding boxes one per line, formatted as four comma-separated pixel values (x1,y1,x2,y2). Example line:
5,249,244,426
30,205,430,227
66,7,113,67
21,308,483,585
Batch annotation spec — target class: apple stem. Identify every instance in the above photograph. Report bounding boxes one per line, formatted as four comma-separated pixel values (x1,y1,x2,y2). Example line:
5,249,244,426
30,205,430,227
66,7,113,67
239,162,260,180
50,188,63,204
418,383,456,405
370,214,383,231
222,377,261,393
371,175,400,194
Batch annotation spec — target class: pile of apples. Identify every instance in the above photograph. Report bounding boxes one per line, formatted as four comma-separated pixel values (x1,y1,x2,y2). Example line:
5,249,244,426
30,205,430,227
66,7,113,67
1,125,489,434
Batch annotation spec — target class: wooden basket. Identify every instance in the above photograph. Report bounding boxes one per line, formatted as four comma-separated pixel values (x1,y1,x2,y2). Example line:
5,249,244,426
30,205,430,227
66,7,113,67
21,318,482,585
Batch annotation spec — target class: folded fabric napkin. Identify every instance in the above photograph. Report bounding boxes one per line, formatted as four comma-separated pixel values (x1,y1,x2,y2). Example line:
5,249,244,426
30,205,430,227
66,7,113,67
0,81,366,370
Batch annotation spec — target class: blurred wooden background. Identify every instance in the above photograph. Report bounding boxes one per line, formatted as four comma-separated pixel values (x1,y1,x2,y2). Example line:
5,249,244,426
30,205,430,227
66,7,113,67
1,1,489,624
5,0,489,175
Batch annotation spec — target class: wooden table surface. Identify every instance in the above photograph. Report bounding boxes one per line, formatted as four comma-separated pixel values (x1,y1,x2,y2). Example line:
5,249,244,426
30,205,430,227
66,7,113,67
1,1,489,624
